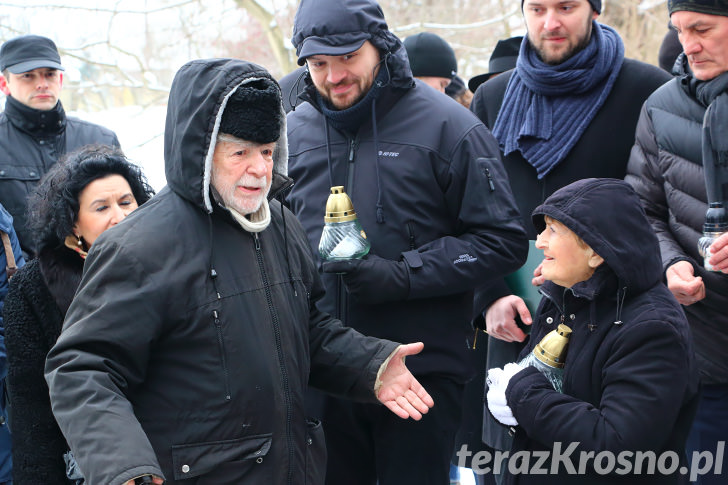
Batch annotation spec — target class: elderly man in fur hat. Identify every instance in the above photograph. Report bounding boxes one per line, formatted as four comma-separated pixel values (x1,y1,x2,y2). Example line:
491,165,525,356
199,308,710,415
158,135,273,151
44,58,433,485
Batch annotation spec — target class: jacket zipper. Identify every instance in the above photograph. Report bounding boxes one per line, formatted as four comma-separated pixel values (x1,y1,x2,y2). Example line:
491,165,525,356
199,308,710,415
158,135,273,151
254,232,295,484
484,167,495,192
406,221,416,250
335,137,359,323
212,310,232,401
346,137,358,192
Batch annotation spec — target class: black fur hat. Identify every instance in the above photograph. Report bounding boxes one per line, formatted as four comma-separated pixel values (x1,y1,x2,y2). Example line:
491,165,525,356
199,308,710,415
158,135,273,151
219,79,282,144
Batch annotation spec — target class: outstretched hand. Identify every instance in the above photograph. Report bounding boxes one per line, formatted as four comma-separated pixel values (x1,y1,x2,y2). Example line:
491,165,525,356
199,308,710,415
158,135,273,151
376,343,434,420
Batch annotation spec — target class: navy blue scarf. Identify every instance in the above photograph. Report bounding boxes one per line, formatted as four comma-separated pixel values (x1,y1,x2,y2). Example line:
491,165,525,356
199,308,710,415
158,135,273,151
492,22,624,179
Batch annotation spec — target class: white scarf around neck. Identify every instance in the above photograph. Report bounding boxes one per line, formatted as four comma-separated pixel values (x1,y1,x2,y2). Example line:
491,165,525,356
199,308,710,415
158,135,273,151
228,198,271,233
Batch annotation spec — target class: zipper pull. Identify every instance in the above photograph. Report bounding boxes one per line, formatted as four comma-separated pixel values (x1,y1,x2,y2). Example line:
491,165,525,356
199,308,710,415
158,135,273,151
349,139,357,162
254,232,261,251
484,167,495,192
472,327,482,349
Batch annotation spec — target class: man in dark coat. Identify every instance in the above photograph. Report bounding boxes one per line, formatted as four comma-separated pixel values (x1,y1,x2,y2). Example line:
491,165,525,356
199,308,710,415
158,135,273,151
0,35,119,258
487,178,699,484
469,0,671,469
626,1,728,482
44,58,433,485
286,0,528,483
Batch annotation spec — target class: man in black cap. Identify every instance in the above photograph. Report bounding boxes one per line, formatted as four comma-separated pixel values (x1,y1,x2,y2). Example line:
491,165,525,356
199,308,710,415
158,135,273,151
469,1,671,479
627,2,728,482
404,31,458,93
45,58,434,485
0,34,119,258
286,0,529,483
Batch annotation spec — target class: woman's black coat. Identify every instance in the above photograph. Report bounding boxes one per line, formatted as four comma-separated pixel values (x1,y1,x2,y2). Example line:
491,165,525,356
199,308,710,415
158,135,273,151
4,246,83,484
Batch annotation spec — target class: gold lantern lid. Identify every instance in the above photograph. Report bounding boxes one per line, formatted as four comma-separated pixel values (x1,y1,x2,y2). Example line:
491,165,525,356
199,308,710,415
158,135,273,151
533,324,572,369
324,186,358,223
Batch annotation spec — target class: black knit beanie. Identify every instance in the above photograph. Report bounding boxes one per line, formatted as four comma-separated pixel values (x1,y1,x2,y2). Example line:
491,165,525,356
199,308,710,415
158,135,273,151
522,0,601,13
219,79,282,144
404,32,457,79
668,0,728,16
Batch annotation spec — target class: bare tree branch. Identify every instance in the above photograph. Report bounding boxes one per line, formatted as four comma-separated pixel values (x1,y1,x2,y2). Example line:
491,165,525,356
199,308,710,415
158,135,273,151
234,0,295,74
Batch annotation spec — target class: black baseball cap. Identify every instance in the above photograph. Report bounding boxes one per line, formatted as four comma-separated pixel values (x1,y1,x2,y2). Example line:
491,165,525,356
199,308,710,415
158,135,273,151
0,35,64,74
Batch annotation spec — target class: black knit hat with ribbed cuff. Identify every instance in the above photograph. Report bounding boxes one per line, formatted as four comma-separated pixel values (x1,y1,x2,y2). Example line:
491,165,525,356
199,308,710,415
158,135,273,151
522,0,601,14
669,0,728,16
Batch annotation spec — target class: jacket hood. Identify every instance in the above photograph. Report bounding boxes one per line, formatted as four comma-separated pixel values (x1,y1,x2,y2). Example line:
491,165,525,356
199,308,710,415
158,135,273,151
292,0,413,90
164,58,288,213
532,178,662,293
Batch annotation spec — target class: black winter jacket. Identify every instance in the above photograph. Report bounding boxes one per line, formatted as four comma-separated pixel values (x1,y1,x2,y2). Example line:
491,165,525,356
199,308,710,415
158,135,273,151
45,59,398,485
287,2,528,383
626,56,728,384
4,246,83,485
504,178,699,485
0,96,119,257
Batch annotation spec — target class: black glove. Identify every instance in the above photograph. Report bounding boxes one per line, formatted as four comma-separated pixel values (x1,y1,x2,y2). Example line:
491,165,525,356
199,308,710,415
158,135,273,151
322,254,410,304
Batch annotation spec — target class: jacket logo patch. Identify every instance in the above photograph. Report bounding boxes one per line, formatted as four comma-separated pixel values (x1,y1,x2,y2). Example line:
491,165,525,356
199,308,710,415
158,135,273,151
454,254,477,264
378,151,400,157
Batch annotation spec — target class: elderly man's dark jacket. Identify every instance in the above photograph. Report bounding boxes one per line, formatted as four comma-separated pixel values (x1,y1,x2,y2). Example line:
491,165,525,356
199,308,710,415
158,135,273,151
504,178,698,485
0,97,119,256
626,55,728,385
44,58,398,485
286,2,528,385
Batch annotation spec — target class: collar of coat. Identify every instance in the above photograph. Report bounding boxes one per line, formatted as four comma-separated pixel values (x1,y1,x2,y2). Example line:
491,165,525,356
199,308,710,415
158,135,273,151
4,94,66,137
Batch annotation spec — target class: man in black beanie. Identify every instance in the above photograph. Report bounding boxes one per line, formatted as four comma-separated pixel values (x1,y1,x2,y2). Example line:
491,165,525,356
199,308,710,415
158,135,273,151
469,2,670,482
404,32,457,93
627,2,728,483
44,58,435,485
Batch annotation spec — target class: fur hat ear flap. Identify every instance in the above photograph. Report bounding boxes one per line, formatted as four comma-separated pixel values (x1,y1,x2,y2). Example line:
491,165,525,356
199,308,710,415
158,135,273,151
219,79,282,144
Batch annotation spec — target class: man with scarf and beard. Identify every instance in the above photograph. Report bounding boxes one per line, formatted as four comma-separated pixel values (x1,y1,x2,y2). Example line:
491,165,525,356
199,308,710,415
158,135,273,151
468,0,670,476
626,1,728,482
285,0,529,483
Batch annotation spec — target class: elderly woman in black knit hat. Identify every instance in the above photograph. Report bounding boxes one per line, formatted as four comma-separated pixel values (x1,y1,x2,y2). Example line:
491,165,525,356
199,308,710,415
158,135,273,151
3,145,154,484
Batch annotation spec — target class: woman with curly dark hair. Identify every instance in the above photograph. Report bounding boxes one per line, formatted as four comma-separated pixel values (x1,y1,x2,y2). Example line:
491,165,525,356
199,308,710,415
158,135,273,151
3,144,154,484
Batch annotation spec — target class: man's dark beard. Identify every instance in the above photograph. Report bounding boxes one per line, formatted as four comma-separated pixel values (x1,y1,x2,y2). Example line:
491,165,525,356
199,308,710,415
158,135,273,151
532,18,593,65
320,86,369,111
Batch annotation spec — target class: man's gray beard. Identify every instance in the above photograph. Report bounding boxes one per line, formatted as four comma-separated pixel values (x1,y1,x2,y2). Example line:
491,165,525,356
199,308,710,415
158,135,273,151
212,172,270,216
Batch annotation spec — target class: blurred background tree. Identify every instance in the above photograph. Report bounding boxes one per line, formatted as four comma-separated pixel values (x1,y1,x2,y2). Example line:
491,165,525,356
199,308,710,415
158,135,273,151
0,0,671,112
